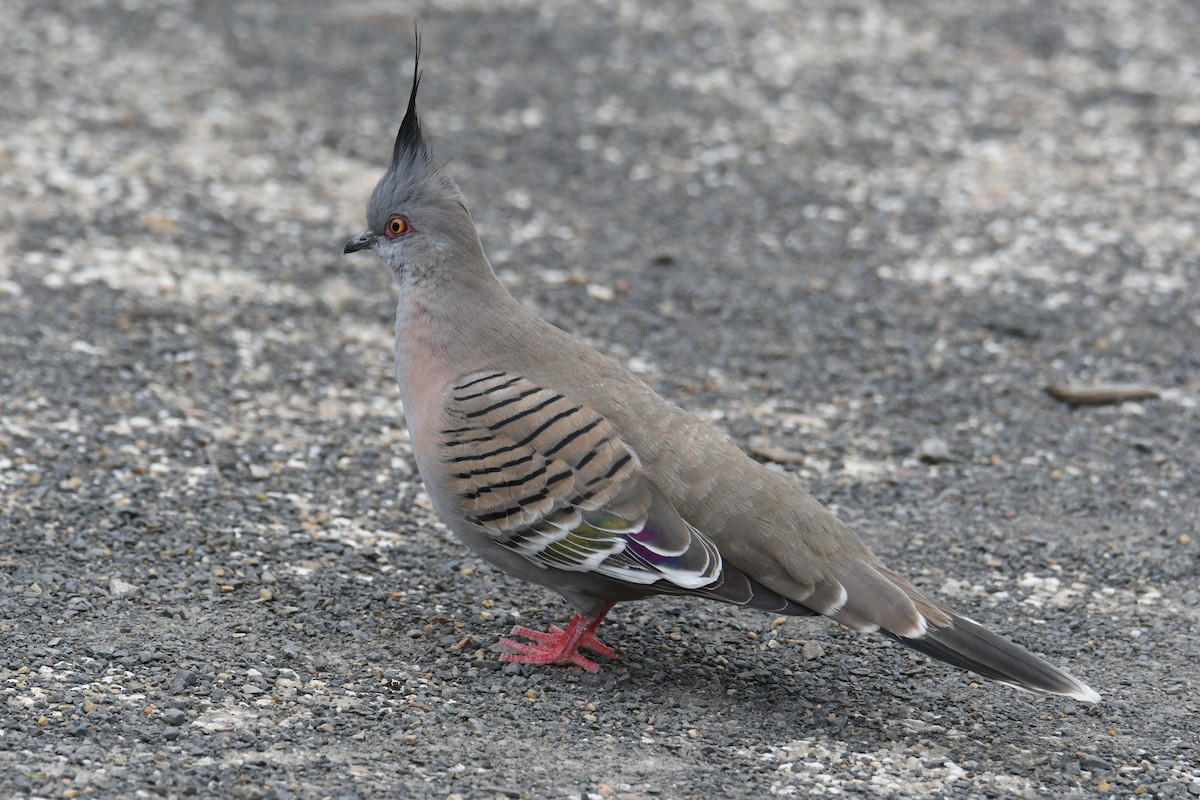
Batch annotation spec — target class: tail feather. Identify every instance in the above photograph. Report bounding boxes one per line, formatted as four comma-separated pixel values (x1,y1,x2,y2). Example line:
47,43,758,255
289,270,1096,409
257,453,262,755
695,553,1099,702
884,611,1101,703
758,557,1100,702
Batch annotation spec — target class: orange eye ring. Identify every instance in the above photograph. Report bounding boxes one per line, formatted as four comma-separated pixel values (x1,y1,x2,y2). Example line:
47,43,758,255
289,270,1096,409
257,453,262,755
385,214,411,238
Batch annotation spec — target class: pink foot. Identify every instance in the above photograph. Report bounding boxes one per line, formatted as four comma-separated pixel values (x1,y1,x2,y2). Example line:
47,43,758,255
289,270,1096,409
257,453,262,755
499,605,616,672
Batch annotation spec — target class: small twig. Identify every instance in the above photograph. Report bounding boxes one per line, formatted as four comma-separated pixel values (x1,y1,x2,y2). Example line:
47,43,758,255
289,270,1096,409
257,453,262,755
1045,382,1161,406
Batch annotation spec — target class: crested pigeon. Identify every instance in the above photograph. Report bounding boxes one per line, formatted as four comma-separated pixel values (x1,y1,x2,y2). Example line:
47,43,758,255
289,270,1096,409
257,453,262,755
343,42,1100,703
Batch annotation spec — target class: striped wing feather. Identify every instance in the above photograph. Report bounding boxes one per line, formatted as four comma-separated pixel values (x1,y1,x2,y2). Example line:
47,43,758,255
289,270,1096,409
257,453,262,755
438,371,721,588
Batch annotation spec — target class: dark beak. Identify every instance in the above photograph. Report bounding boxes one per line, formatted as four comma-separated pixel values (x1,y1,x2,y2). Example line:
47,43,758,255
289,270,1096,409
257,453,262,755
343,230,378,254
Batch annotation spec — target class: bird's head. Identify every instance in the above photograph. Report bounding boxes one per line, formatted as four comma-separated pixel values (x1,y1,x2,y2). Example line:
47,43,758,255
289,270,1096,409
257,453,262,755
343,37,482,284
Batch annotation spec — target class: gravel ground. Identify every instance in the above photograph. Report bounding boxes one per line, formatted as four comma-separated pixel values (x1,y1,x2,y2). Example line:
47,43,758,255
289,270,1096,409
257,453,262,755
2,1,1199,798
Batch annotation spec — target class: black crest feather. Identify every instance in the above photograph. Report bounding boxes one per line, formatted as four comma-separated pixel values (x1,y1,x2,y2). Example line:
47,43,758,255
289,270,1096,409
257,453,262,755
391,29,425,167
365,29,470,236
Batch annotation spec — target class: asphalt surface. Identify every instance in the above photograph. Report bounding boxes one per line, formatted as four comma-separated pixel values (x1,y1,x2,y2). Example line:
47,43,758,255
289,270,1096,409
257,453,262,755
2,1,1199,798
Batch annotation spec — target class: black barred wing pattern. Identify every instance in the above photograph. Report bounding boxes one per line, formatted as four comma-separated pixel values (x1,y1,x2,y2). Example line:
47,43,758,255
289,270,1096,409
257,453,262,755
438,371,721,590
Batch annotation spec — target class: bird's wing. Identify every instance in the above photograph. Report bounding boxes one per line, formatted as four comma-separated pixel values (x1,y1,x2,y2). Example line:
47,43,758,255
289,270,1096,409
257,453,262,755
435,370,724,591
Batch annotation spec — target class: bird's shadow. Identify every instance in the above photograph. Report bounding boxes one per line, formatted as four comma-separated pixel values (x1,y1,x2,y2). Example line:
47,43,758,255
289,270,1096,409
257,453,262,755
491,593,1106,759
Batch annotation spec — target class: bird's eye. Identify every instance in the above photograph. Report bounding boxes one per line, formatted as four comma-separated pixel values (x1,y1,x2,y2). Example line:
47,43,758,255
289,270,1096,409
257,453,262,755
385,214,411,238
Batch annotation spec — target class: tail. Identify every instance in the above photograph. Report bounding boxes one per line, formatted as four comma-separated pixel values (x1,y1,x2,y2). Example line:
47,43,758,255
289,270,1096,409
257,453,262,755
881,610,1101,703
831,561,1101,703
750,557,1101,703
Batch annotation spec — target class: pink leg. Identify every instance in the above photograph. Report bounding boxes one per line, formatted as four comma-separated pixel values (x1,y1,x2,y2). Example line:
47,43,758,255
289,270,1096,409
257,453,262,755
500,601,617,672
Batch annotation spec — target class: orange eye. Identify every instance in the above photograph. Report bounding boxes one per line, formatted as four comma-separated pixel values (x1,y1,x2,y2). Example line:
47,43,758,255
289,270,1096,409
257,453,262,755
385,214,410,238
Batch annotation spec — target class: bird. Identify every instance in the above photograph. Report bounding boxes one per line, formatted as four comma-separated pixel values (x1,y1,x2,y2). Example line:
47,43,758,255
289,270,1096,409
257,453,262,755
343,41,1100,704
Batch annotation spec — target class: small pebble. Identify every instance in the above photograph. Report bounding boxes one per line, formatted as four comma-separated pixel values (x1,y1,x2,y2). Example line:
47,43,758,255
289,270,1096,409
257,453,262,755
162,708,187,726
109,578,140,598
917,437,954,464
586,283,615,302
